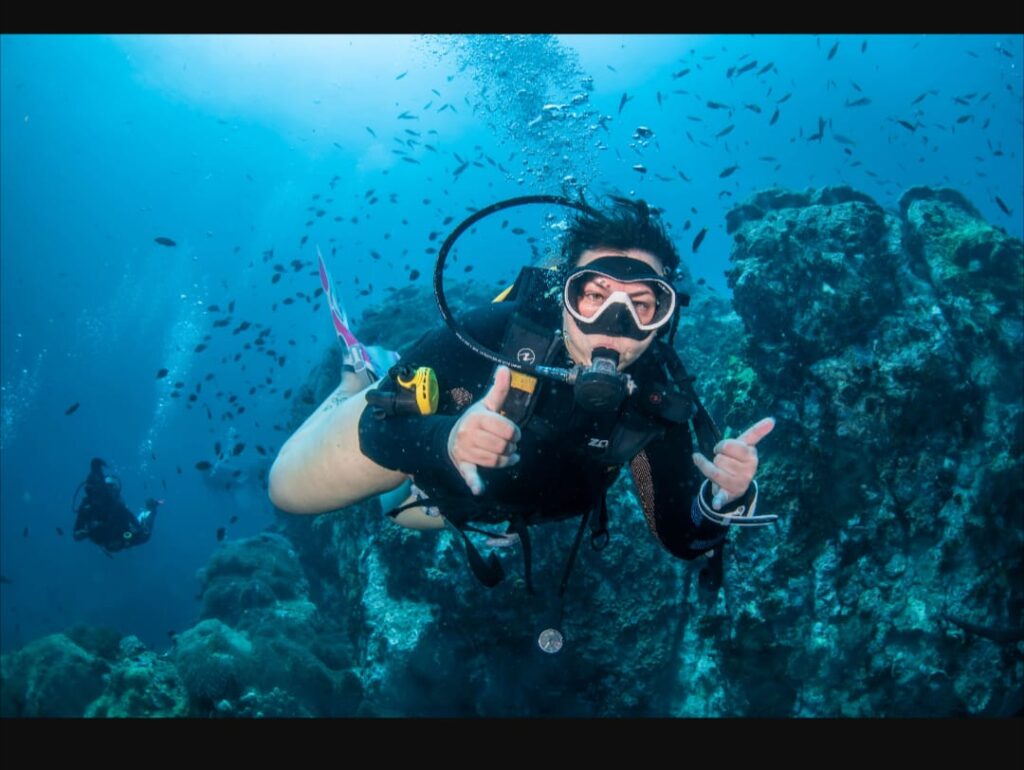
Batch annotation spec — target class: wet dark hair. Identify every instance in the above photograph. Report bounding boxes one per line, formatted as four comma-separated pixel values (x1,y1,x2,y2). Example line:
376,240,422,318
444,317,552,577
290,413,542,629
560,195,681,278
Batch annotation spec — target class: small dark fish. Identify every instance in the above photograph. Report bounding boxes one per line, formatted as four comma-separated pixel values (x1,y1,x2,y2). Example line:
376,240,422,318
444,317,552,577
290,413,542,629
23,526,28,537
229,515,239,524
154,237,177,247
757,62,774,76
956,114,973,124
216,527,226,542
671,68,690,79
697,277,706,285
845,97,871,107
409,270,420,281
769,108,780,126
692,227,708,253
366,126,377,138
56,527,64,536
232,443,245,456
300,235,308,247
195,461,213,471
706,100,731,110
994,196,1011,216
736,60,757,76
64,402,80,416
207,304,221,312
715,124,735,138
167,630,177,639
395,71,408,80
861,40,867,53
214,441,222,456
897,120,917,132
156,368,169,379
718,164,739,178
194,344,207,353
256,446,267,456
618,93,632,114
827,42,839,61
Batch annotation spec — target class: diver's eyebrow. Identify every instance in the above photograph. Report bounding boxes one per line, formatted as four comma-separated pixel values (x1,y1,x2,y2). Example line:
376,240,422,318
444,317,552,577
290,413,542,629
592,278,656,297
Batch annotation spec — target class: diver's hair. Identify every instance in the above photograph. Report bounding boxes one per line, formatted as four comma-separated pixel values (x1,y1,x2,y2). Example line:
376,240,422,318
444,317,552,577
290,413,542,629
560,196,680,278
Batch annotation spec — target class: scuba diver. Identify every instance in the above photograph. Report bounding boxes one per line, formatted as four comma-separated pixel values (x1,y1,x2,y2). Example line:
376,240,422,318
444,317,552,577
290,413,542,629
270,195,776,647
72,458,161,555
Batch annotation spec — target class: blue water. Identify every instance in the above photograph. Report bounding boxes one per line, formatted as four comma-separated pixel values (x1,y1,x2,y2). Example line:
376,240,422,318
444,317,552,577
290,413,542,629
1,33,1021,654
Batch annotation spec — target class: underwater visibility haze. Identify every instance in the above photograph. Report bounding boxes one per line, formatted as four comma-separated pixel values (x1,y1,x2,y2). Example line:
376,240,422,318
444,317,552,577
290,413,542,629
0,33,1022,718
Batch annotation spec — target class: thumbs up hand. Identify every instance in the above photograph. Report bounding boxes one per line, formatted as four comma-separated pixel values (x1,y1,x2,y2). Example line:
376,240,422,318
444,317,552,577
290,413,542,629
447,366,522,496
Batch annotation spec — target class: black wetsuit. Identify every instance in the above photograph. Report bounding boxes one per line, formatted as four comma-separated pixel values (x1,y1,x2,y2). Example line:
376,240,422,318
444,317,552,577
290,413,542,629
359,303,745,560
73,460,157,553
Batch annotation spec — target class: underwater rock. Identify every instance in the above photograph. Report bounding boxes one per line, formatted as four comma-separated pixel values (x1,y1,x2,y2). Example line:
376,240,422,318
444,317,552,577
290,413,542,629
0,633,107,717
170,619,256,713
84,636,189,717
197,532,310,627
718,184,1022,716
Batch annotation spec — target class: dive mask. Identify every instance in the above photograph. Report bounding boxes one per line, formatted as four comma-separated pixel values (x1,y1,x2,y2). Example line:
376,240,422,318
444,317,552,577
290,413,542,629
563,256,677,341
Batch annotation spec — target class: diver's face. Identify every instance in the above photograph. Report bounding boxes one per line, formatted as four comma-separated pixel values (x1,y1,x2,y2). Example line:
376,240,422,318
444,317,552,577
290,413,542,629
562,248,667,370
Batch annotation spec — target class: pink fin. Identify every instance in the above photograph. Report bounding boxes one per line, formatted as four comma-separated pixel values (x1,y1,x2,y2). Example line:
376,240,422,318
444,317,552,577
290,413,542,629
316,245,370,366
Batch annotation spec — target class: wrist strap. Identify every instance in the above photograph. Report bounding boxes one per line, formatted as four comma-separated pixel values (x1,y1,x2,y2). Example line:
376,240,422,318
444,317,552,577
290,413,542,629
697,479,777,527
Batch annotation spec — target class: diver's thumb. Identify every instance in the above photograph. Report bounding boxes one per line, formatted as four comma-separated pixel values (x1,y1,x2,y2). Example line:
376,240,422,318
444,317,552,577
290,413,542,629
458,461,485,496
481,365,512,413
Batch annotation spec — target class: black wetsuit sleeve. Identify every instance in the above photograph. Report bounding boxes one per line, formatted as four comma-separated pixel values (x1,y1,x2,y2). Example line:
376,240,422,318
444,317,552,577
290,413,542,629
358,303,514,488
629,420,735,560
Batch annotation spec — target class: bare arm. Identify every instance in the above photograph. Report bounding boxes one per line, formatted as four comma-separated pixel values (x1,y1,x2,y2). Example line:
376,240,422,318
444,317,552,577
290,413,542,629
269,380,408,514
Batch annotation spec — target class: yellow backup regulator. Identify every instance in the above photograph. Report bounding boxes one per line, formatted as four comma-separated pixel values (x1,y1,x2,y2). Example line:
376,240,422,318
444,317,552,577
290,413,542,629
365,364,439,418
